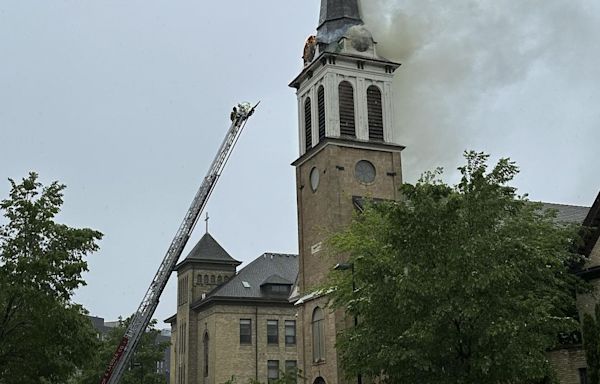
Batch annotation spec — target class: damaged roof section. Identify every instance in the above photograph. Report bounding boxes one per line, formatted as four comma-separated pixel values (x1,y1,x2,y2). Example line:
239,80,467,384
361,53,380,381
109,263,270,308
317,0,363,45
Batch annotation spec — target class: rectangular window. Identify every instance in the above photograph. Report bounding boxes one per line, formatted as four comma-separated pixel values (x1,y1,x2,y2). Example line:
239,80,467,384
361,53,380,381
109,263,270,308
285,320,296,345
285,360,297,383
267,320,279,344
240,319,252,344
580,368,588,384
267,360,279,383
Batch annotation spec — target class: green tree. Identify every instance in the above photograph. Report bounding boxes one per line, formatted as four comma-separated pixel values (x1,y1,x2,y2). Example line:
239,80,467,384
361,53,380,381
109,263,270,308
583,305,600,384
74,317,168,384
327,152,584,384
0,172,103,383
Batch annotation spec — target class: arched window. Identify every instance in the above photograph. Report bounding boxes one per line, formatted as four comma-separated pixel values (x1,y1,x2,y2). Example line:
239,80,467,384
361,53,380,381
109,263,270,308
367,85,384,141
312,307,325,362
317,86,326,141
217,275,223,284
210,275,215,284
338,81,356,138
305,97,313,151
204,275,209,284
203,332,209,377
313,378,326,384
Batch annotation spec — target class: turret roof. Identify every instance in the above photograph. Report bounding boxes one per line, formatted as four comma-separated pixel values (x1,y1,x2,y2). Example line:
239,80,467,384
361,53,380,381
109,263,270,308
175,233,240,270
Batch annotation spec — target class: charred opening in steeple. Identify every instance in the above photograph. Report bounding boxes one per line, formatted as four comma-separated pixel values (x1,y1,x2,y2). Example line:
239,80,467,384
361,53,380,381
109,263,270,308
317,0,363,46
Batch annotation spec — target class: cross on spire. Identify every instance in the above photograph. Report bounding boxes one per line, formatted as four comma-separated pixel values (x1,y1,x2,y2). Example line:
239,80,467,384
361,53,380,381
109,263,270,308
204,212,210,234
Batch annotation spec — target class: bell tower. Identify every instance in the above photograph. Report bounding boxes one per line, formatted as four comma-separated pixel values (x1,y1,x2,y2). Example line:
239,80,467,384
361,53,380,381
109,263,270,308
172,232,240,384
291,1,404,383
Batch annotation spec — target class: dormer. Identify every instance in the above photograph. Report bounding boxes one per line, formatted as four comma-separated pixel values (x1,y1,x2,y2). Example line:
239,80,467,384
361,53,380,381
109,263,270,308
260,274,293,297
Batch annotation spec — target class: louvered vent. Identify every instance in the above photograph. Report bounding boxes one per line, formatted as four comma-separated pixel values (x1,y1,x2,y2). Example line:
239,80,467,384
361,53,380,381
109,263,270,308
367,85,384,142
338,81,356,138
318,86,326,141
304,97,312,151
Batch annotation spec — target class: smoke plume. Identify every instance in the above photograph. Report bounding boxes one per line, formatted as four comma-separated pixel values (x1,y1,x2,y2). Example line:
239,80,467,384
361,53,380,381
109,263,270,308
358,0,600,189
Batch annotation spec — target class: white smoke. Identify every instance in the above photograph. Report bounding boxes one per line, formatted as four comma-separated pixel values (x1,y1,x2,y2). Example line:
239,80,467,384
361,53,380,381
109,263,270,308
358,0,600,187
346,25,373,52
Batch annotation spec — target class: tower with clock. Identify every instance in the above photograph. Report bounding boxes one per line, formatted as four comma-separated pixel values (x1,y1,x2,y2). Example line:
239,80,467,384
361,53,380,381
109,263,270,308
290,1,405,383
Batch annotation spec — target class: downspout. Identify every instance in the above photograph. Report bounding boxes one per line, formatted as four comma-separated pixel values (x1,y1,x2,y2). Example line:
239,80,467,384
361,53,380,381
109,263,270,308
255,306,259,381
301,309,307,384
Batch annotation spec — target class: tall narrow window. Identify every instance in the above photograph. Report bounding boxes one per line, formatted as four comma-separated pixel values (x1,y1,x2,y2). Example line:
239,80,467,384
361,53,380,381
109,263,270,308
305,97,313,151
579,368,588,384
338,81,356,138
285,320,296,345
268,360,280,383
317,86,326,141
312,307,325,362
285,360,298,383
240,319,252,344
367,85,384,141
203,332,209,377
267,320,279,344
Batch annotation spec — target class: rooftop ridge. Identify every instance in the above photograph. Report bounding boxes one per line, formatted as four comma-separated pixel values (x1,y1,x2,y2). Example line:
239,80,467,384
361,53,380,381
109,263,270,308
540,201,590,209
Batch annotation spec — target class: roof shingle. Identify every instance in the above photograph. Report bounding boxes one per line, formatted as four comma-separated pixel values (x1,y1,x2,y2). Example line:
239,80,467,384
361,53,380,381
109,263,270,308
192,253,298,308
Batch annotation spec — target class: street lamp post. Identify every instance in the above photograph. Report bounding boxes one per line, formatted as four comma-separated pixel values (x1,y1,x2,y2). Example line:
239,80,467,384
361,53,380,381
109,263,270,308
334,263,362,384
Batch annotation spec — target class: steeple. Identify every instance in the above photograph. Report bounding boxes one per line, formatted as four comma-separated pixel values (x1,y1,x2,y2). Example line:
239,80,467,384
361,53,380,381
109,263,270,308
317,0,363,45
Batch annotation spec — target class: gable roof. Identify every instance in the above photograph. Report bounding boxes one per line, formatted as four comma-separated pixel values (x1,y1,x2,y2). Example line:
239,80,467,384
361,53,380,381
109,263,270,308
175,233,240,270
191,253,298,310
541,202,590,224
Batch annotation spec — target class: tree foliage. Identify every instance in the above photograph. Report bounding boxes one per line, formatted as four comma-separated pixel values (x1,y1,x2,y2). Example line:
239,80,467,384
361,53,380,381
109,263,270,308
73,317,169,384
583,305,600,384
327,152,584,384
0,172,103,383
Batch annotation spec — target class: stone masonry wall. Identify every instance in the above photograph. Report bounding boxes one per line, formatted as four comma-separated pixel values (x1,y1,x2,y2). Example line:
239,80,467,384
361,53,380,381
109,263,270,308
193,304,298,384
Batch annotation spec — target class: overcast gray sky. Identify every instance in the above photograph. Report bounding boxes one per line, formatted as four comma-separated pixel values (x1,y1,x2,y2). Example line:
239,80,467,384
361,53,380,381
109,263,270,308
1,0,599,329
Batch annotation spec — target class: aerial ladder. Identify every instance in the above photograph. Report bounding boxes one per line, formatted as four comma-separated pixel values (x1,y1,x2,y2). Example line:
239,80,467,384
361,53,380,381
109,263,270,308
100,102,259,384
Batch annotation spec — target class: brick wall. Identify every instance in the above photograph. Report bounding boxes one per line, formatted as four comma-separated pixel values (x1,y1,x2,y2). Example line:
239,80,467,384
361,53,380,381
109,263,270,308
548,347,586,384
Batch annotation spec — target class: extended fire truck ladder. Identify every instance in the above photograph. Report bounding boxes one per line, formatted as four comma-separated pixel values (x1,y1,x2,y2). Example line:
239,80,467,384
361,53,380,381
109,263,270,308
100,102,259,384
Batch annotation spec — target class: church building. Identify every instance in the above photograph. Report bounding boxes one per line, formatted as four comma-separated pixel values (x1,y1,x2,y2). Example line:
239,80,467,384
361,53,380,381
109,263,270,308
167,1,600,384
166,233,299,384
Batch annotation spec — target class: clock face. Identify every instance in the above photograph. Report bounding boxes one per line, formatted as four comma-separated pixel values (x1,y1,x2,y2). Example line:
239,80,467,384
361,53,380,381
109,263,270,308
355,160,376,184
310,167,320,192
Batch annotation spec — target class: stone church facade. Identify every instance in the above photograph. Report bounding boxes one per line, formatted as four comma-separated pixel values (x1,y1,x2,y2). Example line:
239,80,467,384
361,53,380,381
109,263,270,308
167,1,600,384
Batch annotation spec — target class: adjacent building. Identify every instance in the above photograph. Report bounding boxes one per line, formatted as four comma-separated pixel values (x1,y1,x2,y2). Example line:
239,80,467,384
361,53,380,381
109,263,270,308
88,316,172,382
166,233,299,384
